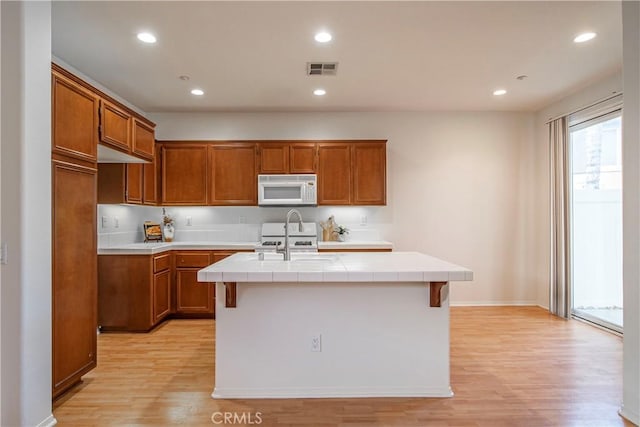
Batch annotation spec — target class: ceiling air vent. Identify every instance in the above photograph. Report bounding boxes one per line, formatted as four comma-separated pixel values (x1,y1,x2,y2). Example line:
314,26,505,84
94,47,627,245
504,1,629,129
307,62,338,76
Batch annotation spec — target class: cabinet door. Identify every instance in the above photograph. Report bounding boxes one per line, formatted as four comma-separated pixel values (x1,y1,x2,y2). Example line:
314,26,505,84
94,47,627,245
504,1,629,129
100,100,131,153
142,160,158,205
126,164,143,204
153,270,171,323
352,142,386,205
258,143,289,174
176,269,213,313
52,72,99,162
52,160,97,398
209,144,257,205
97,164,126,204
132,119,155,160
318,143,352,205
161,144,208,205
290,143,317,173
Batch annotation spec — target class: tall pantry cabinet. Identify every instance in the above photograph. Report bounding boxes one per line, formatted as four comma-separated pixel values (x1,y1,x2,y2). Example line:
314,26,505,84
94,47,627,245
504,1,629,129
51,66,99,398
51,64,157,399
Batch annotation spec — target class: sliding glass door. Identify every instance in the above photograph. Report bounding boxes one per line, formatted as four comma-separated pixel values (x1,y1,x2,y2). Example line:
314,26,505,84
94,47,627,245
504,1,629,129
569,110,623,332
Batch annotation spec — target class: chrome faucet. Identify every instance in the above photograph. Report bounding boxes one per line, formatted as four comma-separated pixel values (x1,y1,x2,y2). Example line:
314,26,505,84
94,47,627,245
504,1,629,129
276,208,303,261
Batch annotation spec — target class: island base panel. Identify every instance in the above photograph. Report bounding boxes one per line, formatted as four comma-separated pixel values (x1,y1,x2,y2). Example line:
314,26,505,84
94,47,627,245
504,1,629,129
214,281,451,398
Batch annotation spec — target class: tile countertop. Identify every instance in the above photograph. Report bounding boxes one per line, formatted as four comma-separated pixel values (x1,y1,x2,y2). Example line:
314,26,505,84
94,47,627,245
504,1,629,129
317,240,393,250
97,240,394,255
97,241,260,255
197,251,473,283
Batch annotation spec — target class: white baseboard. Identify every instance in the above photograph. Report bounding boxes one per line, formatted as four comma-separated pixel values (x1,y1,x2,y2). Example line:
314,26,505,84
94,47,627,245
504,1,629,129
450,301,538,307
537,304,550,310
619,404,639,426
36,414,57,427
212,386,454,399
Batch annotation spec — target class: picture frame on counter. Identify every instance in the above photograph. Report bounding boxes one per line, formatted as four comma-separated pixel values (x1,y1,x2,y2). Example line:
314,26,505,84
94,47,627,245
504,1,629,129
143,222,163,242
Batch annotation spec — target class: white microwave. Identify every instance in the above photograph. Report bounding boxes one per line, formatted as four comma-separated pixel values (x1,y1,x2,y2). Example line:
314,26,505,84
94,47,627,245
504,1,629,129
258,174,317,206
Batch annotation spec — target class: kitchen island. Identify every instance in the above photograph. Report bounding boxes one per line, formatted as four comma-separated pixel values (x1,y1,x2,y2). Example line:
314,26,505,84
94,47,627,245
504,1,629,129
198,251,472,399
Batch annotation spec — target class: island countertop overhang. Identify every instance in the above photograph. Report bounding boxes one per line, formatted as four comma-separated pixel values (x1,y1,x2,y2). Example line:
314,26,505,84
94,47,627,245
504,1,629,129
197,251,473,283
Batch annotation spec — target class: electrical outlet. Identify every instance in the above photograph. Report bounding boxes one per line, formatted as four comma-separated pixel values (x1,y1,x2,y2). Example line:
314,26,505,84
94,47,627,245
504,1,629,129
186,216,192,226
114,217,119,228
360,216,368,226
101,216,109,228
238,216,246,224
311,334,322,352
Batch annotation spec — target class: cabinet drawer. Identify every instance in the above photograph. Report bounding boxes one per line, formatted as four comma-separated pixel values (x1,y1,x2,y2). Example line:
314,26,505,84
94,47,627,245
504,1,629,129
175,252,211,268
153,253,171,272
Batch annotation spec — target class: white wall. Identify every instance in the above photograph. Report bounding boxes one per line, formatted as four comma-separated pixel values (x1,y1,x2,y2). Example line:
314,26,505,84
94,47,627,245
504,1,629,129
533,71,623,308
149,111,540,306
621,1,640,424
1,2,54,426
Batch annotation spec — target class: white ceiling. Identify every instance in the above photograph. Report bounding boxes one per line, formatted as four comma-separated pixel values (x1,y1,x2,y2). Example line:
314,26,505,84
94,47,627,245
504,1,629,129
52,1,622,113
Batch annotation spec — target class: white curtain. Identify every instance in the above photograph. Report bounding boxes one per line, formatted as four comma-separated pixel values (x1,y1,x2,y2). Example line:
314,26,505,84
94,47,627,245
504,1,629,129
549,117,571,318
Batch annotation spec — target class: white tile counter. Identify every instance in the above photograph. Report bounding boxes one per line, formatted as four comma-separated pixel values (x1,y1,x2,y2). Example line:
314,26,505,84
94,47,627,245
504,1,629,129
97,241,259,255
317,240,393,251
197,251,472,283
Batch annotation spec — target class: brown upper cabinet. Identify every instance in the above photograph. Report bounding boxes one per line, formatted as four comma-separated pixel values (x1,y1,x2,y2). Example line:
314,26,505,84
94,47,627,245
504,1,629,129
258,142,289,174
318,143,352,205
318,140,387,206
125,164,143,204
352,142,387,205
156,140,386,207
290,143,317,173
143,154,158,205
97,159,156,205
257,142,317,174
209,143,257,205
99,100,131,153
52,64,155,164
52,71,99,163
132,118,155,160
161,144,209,205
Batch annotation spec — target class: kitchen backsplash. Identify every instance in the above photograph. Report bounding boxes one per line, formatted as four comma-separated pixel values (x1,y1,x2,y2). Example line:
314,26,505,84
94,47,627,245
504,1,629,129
97,204,392,247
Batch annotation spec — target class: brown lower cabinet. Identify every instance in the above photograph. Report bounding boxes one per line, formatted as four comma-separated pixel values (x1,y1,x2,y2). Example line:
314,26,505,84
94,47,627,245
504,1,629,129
175,251,214,315
98,250,249,331
98,252,172,332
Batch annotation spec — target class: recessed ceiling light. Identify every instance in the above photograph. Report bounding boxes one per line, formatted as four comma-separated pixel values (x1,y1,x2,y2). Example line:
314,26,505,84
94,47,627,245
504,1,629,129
314,32,332,43
313,89,326,96
574,32,596,43
493,89,507,96
191,89,204,96
136,32,157,44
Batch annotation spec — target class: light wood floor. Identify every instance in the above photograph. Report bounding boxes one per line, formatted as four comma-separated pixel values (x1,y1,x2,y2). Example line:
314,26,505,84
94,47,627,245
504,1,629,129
53,307,631,426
